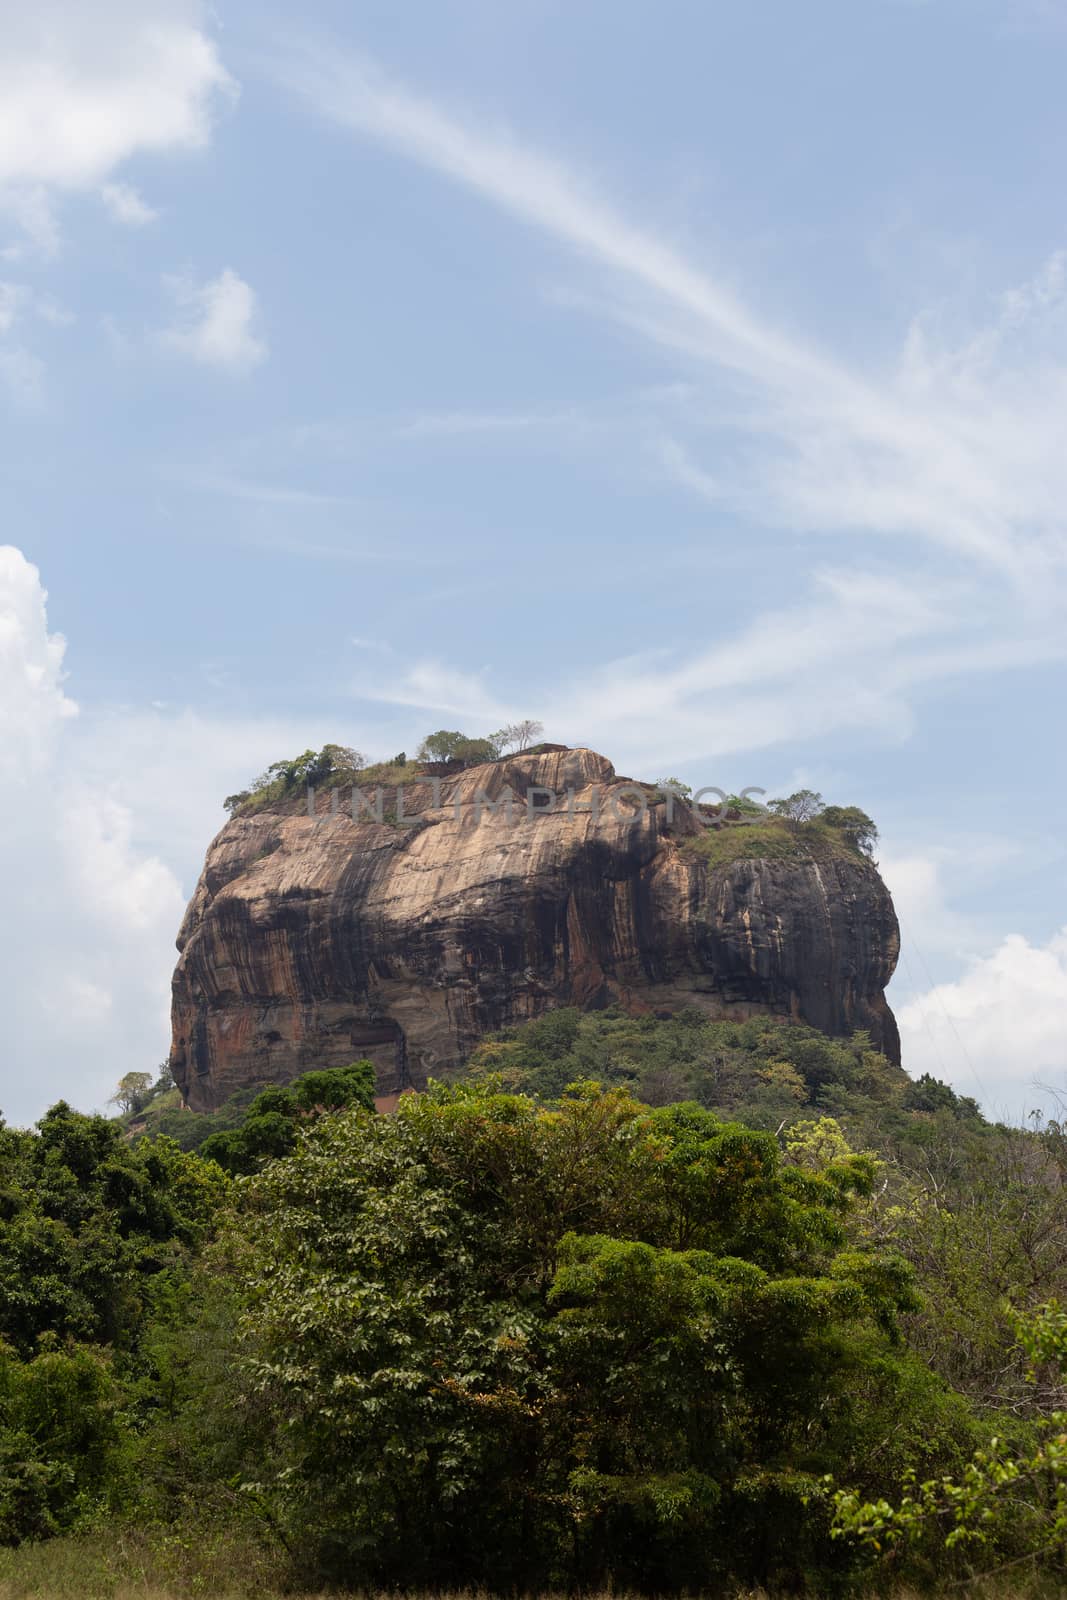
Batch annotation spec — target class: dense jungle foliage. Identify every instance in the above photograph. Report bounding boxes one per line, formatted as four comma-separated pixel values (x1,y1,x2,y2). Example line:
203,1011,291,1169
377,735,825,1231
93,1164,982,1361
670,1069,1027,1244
3,1018,1067,1597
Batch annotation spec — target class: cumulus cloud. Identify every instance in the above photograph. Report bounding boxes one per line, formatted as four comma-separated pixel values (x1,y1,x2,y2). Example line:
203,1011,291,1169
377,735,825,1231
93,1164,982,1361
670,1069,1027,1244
0,3,231,380
0,546,394,1124
0,1,233,195
0,549,183,1123
160,268,267,371
898,930,1067,1121
0,546,78,769
880,839,1027,970
100,181,159,226
0,0,231,258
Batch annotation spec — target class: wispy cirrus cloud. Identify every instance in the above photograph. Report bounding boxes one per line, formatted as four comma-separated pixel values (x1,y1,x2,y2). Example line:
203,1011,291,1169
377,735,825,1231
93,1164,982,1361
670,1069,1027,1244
353,568,969,773
170,470,353,507
269,39,1067,589
395,407,585,439
267,38,1067,777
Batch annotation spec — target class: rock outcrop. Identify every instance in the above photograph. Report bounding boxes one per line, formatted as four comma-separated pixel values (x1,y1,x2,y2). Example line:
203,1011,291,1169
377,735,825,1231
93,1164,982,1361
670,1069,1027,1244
170,748,900,1111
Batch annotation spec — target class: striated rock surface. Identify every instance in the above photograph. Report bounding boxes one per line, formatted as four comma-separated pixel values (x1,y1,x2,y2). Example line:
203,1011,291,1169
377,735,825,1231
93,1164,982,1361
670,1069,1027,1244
170,748,901,1110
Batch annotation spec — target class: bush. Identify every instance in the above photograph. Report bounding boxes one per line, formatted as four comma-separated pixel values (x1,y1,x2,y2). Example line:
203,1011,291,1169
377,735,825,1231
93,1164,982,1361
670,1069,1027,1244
223,744,367,816
0,1106,226,1357
227,1080,973,1591
198,1062,375,1176
821,804,879,857
0,1344,127,1544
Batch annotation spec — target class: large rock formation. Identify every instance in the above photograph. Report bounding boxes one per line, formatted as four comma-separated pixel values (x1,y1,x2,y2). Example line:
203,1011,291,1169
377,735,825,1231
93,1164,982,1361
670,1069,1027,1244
170,748,900,1111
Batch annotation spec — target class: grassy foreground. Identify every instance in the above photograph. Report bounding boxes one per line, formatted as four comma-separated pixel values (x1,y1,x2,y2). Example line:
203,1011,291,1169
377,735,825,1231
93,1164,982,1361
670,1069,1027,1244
0,1528,281,1599
0,1532,1063,1600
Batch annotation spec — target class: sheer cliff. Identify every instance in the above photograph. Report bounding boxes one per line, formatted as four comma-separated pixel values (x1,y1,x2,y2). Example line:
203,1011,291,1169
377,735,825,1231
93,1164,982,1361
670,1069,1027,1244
169,747,900,1111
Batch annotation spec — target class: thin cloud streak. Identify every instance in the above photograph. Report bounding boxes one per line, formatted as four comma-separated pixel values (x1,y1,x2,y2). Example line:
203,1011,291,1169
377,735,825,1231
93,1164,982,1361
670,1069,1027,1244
397,408,584,439
268,38,1063,576
349,567,1000,773
271,36,1067,779
174,470,357,507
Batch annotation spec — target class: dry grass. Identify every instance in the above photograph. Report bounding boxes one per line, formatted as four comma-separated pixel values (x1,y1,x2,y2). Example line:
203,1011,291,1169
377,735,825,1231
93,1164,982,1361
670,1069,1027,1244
0,1535,1061,1600
0,1527,281,1599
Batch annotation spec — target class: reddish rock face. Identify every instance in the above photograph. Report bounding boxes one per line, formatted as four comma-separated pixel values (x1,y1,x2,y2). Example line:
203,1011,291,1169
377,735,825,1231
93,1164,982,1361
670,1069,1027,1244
169,748,900,1111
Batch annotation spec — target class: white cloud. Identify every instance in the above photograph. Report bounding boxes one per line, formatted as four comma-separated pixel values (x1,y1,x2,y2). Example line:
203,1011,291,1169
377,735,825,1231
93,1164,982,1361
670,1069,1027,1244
0,549,181,1122
879,842,1067,1119
0,1,234,198
160,268,267,372
881,852,984,973
898,930,1067,1121
0,546,389,1125
0,547,77,769
100,181,159,226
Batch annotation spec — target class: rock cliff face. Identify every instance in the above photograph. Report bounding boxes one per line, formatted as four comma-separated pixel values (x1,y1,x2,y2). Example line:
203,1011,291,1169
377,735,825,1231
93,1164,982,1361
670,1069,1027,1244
170,748,900,1111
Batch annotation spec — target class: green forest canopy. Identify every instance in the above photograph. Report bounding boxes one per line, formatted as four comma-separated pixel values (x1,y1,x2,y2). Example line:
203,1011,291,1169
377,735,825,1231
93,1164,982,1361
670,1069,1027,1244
4,1017,1066,1595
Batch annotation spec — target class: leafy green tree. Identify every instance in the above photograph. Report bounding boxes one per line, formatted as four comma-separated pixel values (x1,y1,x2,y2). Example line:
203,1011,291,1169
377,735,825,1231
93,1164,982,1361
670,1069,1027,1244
0,1342,128,1543
317,742,366,774
199,1061,375,1176
109,1071,154,1116
832,1300,1067,1575
0,1105,227,1357
725,791,766,814
465,1006,905,1125
902,1072,977,1116
768,789,825,825
416,730,509,766
224,743,367,815
229,1079,955,1590
151,1060,174,1095
885,1121,1067,1412
821,804,879,857
657,776,693,800
416,729,467,763
0,1104,232,1549
452,736,499,765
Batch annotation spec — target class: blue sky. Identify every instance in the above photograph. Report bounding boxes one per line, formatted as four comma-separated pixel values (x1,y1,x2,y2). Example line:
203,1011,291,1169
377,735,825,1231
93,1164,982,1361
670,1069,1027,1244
2,0,1066,1124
